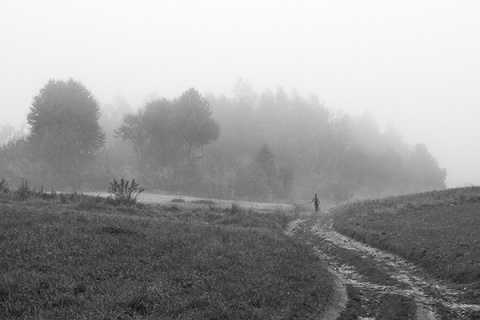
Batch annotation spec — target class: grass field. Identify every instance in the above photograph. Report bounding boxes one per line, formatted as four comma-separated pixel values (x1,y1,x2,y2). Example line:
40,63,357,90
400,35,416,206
0,193,334,319
331,187,480,303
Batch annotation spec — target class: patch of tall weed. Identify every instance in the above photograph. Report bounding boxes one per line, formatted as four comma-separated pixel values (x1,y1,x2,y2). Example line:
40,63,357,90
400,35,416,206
14,180,31,200
108,178,145,206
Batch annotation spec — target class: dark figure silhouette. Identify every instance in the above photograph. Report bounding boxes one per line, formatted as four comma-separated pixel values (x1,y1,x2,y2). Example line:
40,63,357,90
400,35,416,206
311,193,320,212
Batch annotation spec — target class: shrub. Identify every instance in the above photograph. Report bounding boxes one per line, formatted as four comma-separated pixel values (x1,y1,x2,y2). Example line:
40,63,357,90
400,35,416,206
59,193,68,204
0,179,9,193
229,202,243,214
14,180,31,200
107,178,145,206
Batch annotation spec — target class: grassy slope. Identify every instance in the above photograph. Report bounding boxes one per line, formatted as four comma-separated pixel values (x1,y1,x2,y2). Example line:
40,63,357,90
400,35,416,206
331,187,480,303
0,195,334,319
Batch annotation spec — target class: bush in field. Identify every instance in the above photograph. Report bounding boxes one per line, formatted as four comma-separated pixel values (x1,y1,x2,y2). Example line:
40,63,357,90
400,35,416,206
108,178,145,205
230,202,243,214
0,179,9,193
14,180,31,200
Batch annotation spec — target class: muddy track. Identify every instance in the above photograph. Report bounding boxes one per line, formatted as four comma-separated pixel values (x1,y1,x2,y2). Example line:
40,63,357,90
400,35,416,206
289,212,480,320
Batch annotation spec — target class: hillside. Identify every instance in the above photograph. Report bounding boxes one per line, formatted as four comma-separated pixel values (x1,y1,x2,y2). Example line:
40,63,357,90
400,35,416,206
331,187,480,304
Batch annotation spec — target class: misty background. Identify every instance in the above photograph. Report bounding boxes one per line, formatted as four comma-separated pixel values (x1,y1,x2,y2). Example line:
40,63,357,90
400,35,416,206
1,1,479,197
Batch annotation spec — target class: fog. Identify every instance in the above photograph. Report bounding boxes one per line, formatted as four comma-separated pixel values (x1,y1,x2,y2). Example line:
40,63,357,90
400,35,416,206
1,0,480,188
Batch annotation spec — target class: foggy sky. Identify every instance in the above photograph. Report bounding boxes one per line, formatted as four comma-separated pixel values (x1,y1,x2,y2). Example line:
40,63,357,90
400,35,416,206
1,0,479,187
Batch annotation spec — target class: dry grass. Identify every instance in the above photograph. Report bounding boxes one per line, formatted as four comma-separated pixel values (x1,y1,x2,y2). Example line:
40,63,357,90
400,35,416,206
0,193,334,319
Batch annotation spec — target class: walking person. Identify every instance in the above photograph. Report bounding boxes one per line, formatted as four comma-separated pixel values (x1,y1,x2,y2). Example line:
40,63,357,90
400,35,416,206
311,193,320,212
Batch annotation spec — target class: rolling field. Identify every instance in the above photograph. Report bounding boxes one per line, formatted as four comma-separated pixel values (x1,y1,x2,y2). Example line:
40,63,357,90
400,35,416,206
331,187,480,304
0,193,334,319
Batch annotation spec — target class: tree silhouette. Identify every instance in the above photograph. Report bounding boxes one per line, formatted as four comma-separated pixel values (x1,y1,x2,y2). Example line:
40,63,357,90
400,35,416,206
172,88,220,159
117,88,220,171
409,144,446,191
27,79,105,188
256,144,276,177
115,112,150,174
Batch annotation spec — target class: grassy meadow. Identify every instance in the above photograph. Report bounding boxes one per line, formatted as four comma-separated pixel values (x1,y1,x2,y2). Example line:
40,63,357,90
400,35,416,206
331,187,480,303
0,192,335,319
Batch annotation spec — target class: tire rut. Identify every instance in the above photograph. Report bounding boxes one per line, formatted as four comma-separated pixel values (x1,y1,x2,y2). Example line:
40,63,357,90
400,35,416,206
291,212,480,319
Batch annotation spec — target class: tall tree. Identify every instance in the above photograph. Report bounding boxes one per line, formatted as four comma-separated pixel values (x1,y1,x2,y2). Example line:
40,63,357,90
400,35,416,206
117,89,220,170
115,112,150,174
143,98,181,166
256,144,276,177
27,79,105,188
409,144,446,191
172,88,220,157
100,95,133,147
0,123,15,145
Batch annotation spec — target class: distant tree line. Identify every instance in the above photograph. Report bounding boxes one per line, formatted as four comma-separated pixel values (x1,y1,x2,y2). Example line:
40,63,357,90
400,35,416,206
0,78,446,202
200,80,446,202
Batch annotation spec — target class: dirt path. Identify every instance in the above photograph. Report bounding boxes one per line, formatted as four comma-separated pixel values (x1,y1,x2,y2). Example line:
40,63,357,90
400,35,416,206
318,269,348,320
288,212,480,320
285,218,348,320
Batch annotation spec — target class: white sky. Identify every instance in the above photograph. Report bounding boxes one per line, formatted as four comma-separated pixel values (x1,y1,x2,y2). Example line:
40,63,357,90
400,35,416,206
1,0,479,187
